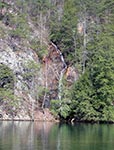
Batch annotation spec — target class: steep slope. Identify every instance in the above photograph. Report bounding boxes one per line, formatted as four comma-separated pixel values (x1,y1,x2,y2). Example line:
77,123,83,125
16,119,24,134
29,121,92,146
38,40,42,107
0,0,79,121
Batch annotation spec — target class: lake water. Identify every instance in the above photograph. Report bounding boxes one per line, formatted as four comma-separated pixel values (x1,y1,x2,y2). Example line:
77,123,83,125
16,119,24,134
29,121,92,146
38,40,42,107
0,121,114,150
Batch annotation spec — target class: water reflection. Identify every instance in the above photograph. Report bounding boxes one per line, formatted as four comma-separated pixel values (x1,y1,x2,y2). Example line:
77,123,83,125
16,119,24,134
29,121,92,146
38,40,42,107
0,121,55,150
0,122,114,150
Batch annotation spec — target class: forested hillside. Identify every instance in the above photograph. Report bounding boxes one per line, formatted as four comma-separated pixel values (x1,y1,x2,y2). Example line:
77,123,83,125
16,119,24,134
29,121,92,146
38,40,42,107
0,0,114,122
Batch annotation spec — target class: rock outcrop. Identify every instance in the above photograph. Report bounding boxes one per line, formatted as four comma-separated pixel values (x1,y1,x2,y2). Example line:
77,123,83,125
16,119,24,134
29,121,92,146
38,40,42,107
0,36,79,120
0,0,78,120
0,37,39,120
0,36,65,121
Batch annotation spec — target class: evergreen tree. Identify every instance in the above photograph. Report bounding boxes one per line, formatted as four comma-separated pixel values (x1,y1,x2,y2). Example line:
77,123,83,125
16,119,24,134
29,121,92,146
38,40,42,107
51,0,114,122
68,0,114,122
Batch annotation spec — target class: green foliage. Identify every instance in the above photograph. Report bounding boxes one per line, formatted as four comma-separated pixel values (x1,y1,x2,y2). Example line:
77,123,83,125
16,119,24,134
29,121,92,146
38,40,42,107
49,0,114,122
30,40,48,60
51,99,71,119
50,0,78,64
70,57,114,122
70,71,98,122
51,85,71,119
0,0,114,122
0,1,9,9
0,64,14,89
70,28,114,122
9,13,30,38
23,60,40,78
0,2,9,20
0,64,18,107
0,88,13,100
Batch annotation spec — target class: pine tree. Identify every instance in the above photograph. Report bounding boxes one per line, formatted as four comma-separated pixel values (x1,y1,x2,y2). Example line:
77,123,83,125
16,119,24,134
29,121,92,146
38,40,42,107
68,0,114,122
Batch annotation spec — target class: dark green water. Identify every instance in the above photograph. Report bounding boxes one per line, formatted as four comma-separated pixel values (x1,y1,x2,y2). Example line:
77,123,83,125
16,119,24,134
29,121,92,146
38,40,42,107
0,122,114,150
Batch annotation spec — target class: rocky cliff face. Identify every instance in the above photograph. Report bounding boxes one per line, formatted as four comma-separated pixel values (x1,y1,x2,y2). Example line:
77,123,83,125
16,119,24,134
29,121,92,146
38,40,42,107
0,0,78,121
0,36,78,120
0,36,38,120
0,33,66,120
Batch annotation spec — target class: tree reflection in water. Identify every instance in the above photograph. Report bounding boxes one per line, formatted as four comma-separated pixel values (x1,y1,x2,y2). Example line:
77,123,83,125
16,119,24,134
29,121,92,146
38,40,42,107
0,122,114,150
0,121,56,150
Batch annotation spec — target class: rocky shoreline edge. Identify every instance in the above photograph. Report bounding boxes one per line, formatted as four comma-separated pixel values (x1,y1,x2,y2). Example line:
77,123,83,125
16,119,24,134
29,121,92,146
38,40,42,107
0,108,59,122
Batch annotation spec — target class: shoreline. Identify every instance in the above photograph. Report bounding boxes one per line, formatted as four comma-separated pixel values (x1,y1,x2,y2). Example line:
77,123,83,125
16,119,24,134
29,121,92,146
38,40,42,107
0,118,114,124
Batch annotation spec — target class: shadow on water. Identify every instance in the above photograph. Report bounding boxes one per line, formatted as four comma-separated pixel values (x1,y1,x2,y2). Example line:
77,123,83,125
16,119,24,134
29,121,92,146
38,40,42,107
0,122,114,150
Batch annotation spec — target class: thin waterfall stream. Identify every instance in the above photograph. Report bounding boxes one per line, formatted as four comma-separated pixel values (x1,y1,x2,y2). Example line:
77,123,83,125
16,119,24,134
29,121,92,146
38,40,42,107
51,42,67,100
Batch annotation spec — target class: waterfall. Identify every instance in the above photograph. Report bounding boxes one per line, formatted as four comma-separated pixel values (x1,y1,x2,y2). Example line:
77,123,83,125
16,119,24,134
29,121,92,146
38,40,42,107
51,42,67,100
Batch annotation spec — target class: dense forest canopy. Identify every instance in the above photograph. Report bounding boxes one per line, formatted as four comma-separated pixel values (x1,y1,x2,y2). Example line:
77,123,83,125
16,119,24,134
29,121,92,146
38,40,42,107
48,0,114,122
0,0,114,122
